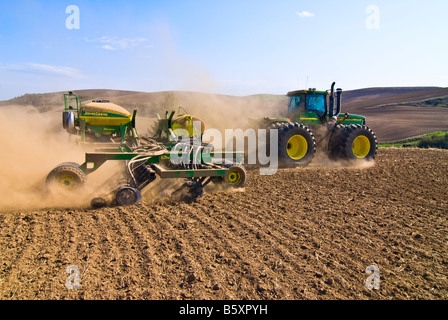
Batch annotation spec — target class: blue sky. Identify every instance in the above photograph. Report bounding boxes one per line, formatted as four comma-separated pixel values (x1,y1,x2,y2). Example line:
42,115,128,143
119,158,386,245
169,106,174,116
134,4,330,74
0,0,447,100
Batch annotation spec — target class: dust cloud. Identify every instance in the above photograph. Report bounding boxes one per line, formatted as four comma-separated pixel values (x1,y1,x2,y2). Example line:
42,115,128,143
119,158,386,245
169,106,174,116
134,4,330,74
0,106,95,210
0,95,373,211
173,92,285,133
309,150,376,169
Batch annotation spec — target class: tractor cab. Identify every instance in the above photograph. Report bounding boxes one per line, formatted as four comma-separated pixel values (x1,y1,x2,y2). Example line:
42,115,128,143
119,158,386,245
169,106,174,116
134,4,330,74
287,82,344,125
287,89,328,118
286,82,366,126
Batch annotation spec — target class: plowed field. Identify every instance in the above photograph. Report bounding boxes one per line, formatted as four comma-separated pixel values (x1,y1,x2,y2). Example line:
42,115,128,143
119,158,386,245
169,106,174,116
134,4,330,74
0,148,447,300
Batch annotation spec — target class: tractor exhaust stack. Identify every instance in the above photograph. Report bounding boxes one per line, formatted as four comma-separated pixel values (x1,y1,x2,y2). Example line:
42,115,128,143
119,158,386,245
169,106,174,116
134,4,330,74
335,88,342,117
329,82,336,117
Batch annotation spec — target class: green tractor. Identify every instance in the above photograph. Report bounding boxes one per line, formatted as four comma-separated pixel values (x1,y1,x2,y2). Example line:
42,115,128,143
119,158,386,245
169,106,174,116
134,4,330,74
249,82,377,166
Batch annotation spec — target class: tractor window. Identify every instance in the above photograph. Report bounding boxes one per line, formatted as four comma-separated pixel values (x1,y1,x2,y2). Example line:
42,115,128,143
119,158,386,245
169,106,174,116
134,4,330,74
306,94,326,117
288,95,305,113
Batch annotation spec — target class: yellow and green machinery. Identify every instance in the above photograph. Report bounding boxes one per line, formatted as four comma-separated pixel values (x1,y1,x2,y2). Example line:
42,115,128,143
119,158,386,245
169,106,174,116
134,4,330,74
49,92,246,207
62,91,139,144
249,82,378,166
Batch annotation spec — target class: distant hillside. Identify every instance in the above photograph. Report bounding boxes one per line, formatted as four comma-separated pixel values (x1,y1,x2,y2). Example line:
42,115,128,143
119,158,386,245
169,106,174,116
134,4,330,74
1,86,447,142
339,87,448,141
342,87,448,109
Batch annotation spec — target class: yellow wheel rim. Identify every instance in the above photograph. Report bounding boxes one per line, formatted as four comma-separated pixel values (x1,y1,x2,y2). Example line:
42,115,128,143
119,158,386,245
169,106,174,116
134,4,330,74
352,135,371,158
227,170,242,185
56,174,77,190
286,135,308,160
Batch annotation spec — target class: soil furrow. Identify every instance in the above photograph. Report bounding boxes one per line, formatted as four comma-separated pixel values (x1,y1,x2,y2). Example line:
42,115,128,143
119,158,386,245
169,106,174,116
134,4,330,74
0,148,447,299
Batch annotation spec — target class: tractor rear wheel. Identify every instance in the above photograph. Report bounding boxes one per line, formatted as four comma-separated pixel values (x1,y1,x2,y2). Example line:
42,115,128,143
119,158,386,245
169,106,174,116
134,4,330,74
46,163,86,192
329,124,377,160
276,123,316,167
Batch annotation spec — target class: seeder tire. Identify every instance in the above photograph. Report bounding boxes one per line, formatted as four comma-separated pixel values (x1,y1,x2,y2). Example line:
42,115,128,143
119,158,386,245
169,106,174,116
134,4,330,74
56,162,82,168
224,164,247,188
91,197,108,209
46,163,86,192
115,187,142,206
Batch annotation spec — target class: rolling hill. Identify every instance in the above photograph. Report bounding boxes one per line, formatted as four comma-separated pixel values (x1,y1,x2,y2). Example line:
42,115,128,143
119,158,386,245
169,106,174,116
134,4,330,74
1,86,447,142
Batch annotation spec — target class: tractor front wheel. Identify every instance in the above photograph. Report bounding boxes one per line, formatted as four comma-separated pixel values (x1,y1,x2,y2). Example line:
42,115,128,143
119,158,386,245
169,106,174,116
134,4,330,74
276,123,316,167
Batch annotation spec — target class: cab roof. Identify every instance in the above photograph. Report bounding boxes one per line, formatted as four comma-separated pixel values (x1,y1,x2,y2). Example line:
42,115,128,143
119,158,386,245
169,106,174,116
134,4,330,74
287,89,328,96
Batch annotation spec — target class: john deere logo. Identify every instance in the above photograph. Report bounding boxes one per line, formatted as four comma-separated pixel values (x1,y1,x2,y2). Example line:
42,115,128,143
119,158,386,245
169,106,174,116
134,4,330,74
82,111,108,116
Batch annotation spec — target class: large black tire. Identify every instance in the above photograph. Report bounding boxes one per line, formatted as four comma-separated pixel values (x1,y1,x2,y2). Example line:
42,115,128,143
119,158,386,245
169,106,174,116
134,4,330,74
327,124,346,156
329,124,377,160
275,122,316,167
245,121,288,166
91,197,108,209
56,162,82,168
46,163,87,191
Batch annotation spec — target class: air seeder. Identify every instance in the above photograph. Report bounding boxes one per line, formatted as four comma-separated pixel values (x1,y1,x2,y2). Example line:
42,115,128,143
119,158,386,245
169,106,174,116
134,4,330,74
248,82,378,167
47,92,247,207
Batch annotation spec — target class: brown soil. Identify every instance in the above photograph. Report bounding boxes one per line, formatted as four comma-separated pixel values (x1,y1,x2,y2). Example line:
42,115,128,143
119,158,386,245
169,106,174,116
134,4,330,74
0,148,447,300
